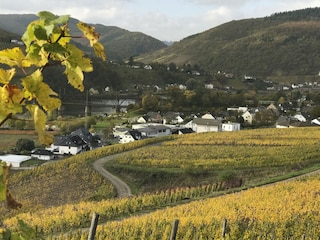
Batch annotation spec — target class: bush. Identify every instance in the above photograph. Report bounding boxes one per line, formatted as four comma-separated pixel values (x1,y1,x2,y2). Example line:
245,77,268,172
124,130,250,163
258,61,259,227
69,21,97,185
16,139,35,152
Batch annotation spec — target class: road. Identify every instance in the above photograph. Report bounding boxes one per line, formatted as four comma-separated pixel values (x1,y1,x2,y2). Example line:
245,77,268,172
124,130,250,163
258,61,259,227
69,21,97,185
92,149,320,199
93,153,132,198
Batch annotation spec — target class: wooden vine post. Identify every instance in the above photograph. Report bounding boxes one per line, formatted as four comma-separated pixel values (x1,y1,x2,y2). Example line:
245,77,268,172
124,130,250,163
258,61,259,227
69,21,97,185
88,212,100,240
170,219,180,240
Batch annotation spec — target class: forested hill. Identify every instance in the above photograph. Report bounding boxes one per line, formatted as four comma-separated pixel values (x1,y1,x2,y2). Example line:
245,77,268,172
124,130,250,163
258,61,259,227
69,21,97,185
0,14,167,61
136,7,320,78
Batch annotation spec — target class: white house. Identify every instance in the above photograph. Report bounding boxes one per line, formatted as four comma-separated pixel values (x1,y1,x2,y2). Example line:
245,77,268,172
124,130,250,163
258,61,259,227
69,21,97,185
191,118,222,133
136,125,171,138
31,149,54,160
242,111,254,124
118,130,142,144
0,154,31,168
293,114,306,122
46,136,83,155
163,112,184,125
201,113,215,119
137,116,149,123
222,122,241,131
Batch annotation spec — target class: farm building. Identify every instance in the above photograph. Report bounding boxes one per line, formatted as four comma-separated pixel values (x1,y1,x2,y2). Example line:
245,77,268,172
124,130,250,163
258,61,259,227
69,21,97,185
0,154,31,168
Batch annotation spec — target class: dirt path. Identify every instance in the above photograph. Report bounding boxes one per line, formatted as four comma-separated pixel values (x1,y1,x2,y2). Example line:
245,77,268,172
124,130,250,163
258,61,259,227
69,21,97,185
93,153,132,198
93,149,320,198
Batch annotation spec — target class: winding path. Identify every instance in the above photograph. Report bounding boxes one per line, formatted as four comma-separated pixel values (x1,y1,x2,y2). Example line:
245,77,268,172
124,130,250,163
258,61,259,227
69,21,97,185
93,153,132,198
93,148,320,199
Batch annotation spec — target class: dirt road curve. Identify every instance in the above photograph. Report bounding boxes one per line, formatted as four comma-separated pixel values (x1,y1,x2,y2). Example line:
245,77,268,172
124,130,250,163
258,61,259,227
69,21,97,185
93,150,320,198
93,153,131,198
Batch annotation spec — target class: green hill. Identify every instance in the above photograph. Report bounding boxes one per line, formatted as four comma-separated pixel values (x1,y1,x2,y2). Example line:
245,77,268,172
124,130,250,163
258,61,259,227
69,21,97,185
136,7,320,78
0,14,167,61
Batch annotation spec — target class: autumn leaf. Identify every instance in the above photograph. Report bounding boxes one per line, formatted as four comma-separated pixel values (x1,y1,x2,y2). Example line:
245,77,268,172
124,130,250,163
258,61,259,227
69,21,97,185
0,85,23,121
27,105,54,146
61,44,93,91
77,22,106,61
93,42,107,61
0,68,16,84
22,70,61,111
0,47,32,68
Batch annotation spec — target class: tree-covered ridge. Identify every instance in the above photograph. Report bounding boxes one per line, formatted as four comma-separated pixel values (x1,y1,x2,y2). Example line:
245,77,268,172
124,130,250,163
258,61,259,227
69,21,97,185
0,14,167,61
137,7,320,77
269,7,320,21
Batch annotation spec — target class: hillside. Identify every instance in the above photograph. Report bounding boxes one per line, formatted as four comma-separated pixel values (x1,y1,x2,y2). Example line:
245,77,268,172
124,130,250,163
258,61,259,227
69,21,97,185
1,127,320,238
0,14,167,61
136,7,320,78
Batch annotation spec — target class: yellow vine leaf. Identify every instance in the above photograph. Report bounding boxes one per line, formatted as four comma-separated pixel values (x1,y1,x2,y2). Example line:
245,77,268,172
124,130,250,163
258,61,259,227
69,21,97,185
22,70,61,111
93,42,107,61
77,22,106,61
77,22,99,45
27,105,54,146
0,47,32,68
62,62,85,91
61,44,93,91
0,68,16,84
0,85,23,121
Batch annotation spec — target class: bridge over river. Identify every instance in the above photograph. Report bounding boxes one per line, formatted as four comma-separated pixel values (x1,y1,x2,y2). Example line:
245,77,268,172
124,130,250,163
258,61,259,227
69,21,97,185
59,98,136,116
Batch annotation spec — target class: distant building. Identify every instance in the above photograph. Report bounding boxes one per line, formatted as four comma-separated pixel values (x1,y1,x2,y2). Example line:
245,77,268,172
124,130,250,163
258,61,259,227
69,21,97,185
0,154,31,168
191,118,222,133
31,149,55,160
222,122,241,131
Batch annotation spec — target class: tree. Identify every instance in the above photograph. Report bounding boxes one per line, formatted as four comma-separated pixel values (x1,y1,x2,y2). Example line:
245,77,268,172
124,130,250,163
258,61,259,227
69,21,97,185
142,94,159,111
0,11,106,146
16,138,35,152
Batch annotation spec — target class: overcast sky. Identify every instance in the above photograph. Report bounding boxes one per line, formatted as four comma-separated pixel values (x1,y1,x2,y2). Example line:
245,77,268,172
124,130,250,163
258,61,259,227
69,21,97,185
1,0,319,41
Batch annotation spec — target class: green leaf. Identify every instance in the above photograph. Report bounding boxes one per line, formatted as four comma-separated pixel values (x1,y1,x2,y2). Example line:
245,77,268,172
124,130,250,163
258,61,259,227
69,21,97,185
38,11,69,26
37,11,57,24
34,25,48,40
22,21,37,50
43,42,66,55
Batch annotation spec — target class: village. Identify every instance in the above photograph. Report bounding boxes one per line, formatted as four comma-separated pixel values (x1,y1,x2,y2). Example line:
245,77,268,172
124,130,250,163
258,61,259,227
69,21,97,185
2,96,319,168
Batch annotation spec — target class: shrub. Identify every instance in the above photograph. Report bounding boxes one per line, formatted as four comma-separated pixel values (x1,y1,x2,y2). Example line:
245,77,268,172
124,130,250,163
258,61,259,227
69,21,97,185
16,139,35,152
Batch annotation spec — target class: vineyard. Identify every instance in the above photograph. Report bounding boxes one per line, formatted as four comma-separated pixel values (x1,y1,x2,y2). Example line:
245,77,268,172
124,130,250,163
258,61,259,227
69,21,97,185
56,174,320,239
1,127,320,239
105,127,320,192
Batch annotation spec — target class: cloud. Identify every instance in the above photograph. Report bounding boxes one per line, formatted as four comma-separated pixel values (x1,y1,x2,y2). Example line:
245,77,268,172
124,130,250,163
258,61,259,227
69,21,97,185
0,0,320,41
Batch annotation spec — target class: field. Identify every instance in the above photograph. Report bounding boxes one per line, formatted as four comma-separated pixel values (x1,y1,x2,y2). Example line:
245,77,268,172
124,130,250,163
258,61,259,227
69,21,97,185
105,127,320,193
0,130,39,152
1,127,320,239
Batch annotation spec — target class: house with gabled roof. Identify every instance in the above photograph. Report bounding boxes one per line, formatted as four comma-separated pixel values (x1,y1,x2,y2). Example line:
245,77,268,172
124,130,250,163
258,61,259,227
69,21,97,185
46,128,95,155
146,111,163,123
191,118,222,133
119,130,142,144
163,111,184,124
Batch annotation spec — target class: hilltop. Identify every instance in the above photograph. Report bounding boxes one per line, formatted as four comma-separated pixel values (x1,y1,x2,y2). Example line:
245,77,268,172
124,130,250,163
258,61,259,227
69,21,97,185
136,7,320,78
0,14,167,61
2,8,320,92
